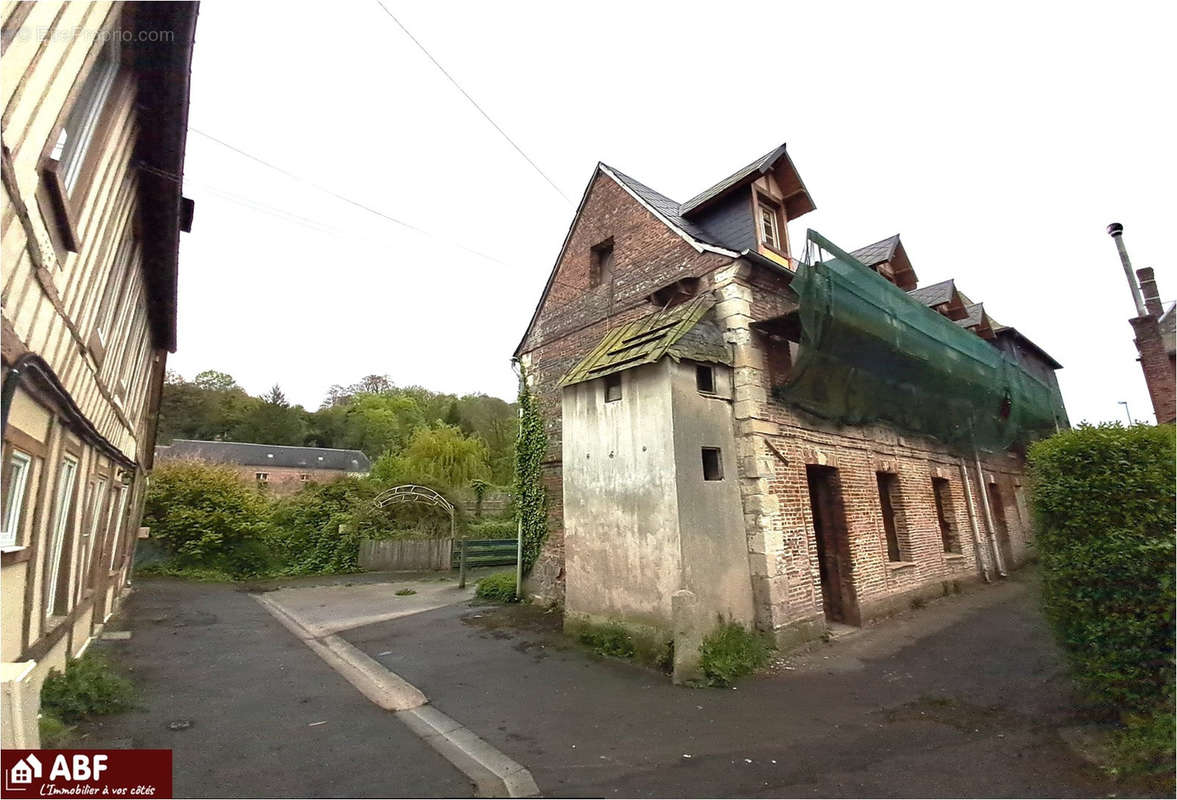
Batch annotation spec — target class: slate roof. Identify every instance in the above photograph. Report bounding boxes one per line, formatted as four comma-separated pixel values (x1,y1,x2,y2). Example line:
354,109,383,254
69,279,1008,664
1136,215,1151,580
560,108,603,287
849,234,901,267
604,165,732,250
560,294,729,387
954,303,988,329
156,440,371,472
680,144,790,214
907,279,957,307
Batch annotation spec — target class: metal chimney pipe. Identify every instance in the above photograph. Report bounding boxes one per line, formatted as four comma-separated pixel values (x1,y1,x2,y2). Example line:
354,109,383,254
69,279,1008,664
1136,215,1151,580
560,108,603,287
1107,222,1148,317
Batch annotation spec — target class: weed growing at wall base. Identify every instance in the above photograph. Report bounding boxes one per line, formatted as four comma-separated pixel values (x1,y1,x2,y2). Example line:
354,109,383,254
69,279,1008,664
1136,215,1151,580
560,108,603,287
475,571,518,603
699,622,773,687
41,650,135,724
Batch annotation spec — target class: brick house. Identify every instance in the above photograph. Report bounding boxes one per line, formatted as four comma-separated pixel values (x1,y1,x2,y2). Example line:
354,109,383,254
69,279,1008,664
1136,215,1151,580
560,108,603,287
514,143,1067,679
155,440,371,495
1,2,198,745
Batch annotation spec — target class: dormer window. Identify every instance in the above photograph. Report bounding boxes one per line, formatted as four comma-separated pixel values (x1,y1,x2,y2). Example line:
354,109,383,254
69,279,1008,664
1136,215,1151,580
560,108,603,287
758,198,782,251
590,239,614,288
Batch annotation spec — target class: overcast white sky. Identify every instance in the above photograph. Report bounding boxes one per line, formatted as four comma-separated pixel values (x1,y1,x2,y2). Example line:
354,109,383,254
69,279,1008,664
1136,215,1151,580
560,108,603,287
172,1,1175,423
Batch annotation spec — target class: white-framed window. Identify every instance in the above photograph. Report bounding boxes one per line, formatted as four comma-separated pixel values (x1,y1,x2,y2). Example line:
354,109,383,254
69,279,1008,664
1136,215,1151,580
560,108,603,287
77,477,107,601
299,473,310,482
1,450,32,548
107,485,127,571
255,472,269,483
759,199,781,250
46,456,79,615
51,39,119,194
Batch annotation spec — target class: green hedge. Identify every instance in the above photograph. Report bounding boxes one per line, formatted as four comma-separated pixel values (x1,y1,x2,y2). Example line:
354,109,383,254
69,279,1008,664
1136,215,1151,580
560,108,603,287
1027,423,1175,715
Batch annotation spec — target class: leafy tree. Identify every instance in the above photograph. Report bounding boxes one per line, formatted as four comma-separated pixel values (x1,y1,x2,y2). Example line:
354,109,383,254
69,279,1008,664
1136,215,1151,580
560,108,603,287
342,393,425,458
193,370,241,393
378,425,490,489
230,384,308,445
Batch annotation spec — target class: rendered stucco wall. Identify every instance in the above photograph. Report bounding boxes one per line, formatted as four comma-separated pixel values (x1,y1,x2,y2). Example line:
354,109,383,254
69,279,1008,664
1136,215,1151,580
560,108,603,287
562,362,681,634
668,360,755,626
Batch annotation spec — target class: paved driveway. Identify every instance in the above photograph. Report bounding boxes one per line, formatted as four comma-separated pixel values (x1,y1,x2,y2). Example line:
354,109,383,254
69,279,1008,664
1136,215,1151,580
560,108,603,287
340,574,1114,798
83,569,1127,798
78,576,474,798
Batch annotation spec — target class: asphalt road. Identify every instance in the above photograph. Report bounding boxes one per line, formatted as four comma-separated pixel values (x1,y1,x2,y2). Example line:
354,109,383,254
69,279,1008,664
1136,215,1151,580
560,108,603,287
80,569,1123,798
341,574,1114,798
77,578,473,798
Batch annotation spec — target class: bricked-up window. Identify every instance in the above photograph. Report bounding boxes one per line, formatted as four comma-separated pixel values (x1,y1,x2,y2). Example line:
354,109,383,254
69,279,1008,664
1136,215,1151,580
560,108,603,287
702,448,724,481
696,364,715,394
604,372,622,403
876,472,903,562
932,477,960,553
758,198,782,250
590,239,614,288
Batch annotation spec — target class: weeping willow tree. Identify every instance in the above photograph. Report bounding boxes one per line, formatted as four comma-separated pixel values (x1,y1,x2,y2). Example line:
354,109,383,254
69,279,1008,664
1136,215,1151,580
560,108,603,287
372,425,490,489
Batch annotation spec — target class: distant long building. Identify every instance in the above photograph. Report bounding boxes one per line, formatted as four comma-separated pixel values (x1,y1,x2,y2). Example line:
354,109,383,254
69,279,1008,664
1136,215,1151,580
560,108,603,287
155,439,371,494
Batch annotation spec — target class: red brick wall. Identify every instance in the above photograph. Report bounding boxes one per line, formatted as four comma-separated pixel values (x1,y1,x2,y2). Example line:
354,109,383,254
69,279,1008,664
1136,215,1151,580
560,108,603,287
517,170,730,599
1131,316,1176,424
227,465,354,496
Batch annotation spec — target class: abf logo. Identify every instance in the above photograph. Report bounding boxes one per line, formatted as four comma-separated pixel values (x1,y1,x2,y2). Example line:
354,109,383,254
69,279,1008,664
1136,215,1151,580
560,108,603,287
5,753,107,790
9,753,41,784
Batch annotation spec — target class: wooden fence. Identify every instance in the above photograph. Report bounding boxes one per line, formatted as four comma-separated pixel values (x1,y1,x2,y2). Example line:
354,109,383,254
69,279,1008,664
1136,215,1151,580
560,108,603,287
358,537,452,571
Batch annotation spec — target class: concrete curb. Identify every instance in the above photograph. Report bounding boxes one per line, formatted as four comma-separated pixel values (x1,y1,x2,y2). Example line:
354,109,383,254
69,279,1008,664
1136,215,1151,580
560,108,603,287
399,705,540,798
255,594,427,711
254,593,539,797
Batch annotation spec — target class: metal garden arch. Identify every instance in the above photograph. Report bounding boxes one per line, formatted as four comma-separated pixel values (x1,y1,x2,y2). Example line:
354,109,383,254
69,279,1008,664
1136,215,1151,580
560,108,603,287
370,485,466,583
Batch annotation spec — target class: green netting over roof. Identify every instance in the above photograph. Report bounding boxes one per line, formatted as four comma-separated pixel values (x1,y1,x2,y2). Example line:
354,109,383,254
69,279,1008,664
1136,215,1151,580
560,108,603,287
779,231,1067,452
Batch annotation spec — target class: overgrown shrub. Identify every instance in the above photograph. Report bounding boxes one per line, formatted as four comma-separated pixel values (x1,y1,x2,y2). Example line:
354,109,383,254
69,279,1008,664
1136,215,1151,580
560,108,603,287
578,623,636,659
267,479,372,575
41,651,134,724
475,571,517,602
699,621,773,687
143,461,273,578
1027,423,1175,714
465,517,516,538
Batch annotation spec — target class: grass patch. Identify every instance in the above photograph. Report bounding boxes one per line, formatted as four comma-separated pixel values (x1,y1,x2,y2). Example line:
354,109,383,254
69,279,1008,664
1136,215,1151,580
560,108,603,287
1107,705,1176,783
578,623,636,659
394,588,417,596
135,561,238,582
474,571,517,603
699,622,773,687
41,651,134,724
38,711,74,747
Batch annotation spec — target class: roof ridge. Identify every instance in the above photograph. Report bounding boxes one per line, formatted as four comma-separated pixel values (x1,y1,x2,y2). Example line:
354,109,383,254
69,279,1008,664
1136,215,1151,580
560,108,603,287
170,439,367,455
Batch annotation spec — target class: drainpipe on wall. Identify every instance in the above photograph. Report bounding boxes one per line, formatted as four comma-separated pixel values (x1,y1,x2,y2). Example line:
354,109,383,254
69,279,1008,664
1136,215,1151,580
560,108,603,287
957,458,991,583
973,451,1008,578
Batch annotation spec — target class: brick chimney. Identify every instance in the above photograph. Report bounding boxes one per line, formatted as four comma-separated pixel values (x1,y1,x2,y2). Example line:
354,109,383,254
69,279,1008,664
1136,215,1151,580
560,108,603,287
1136,267,1164,318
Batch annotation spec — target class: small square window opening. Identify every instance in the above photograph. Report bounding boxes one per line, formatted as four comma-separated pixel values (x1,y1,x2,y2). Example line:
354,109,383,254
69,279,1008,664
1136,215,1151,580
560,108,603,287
604,373,622,403
591,240,615,288
696,364,715,394
701,448,723,481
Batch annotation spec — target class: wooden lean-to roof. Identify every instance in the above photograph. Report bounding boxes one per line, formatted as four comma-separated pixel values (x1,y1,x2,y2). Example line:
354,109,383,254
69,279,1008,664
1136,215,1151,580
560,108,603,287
559,294,729,387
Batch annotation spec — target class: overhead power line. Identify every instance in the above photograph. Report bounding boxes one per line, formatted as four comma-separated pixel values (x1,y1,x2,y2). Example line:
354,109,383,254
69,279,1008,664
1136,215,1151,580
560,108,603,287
371,0,573,205
189,127,511,266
